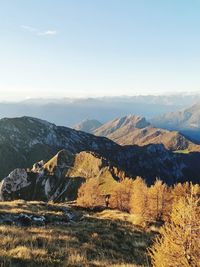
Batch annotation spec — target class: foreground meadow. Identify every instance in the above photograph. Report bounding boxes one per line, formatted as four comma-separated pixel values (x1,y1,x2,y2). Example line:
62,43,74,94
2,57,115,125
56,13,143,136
0,200,155,267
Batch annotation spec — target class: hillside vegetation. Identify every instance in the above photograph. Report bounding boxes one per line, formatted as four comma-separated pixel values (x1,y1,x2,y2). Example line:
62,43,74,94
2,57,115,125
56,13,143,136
0,179,199,267
0,200,154,267
77,178,200,267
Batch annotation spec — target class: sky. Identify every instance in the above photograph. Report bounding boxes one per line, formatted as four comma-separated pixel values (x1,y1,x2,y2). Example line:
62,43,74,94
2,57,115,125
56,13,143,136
1,0,200,100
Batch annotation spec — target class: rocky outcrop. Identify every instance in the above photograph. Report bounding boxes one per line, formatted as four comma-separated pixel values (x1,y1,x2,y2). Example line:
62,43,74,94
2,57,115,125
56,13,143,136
1,143,200,202
0,150,128,202
0,201,81,227
0,169,31,201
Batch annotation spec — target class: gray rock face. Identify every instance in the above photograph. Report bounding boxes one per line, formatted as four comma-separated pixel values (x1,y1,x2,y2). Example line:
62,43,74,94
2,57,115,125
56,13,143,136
0,169,31,201
32,160,45,173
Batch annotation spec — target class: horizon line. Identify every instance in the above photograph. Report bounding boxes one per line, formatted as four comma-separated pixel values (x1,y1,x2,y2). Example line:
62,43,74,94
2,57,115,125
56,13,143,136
1,91,200,103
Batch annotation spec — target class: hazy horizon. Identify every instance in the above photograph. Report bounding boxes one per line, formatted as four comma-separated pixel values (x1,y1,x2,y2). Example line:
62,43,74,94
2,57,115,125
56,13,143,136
1,91,200,103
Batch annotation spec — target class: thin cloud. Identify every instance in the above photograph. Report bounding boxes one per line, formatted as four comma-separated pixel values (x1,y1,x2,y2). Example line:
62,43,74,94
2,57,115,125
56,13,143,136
21,25,57,36
38,30,57,36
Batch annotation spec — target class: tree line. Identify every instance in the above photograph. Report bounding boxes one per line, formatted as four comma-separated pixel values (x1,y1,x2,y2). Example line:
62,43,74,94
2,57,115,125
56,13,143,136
77,177,200,267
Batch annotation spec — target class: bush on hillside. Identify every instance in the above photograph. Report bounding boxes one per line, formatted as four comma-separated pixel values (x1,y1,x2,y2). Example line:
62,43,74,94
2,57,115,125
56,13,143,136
77,179,104,208
130,177,148,220
109,178,134,212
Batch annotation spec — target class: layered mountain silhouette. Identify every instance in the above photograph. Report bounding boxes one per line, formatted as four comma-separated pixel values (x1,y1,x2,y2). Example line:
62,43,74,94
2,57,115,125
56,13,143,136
1,94,199,126
76,115,200,152
151,103,200,142
74,119,102,133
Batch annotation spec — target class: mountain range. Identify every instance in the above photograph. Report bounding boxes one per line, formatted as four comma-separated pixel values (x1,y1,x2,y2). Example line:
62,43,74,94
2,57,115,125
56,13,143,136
0,116,200,201
75,115,200,152
1,94,200,127
151,103,200,142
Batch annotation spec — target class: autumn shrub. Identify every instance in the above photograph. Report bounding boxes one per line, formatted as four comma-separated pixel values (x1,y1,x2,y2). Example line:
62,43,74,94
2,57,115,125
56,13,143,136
147,179,170,221
149,189,200,267
172,182,190,201
109,178,134,212
129,177,148,220
77,178,104,208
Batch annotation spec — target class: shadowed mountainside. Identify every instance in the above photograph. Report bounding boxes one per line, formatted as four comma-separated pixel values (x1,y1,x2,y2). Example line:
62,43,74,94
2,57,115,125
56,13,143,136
0,116,119,179
0,115,200,199
1,145,200,202
0,149,128,201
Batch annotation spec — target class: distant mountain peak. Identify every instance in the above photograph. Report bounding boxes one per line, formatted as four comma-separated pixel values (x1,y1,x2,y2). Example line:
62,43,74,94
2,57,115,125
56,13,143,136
94,115,150,137
73,119,102,133
122,115,150,129
94,114,200,152
151,103,200,142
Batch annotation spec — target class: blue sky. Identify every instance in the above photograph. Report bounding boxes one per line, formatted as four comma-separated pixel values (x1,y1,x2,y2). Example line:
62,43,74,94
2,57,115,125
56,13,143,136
0,0,200,100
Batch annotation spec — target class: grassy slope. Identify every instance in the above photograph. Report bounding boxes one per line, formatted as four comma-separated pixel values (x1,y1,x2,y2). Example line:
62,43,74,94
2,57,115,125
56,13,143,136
0,201,155,267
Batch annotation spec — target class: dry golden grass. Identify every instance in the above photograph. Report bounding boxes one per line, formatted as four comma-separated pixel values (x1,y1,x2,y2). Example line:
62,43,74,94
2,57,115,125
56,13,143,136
0,201,154,267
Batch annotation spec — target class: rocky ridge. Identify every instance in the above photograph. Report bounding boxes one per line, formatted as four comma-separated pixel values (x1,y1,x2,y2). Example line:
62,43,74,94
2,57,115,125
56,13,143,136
0,150,127,201
1,144,200,202
0,116,119,178
93,115,200,152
